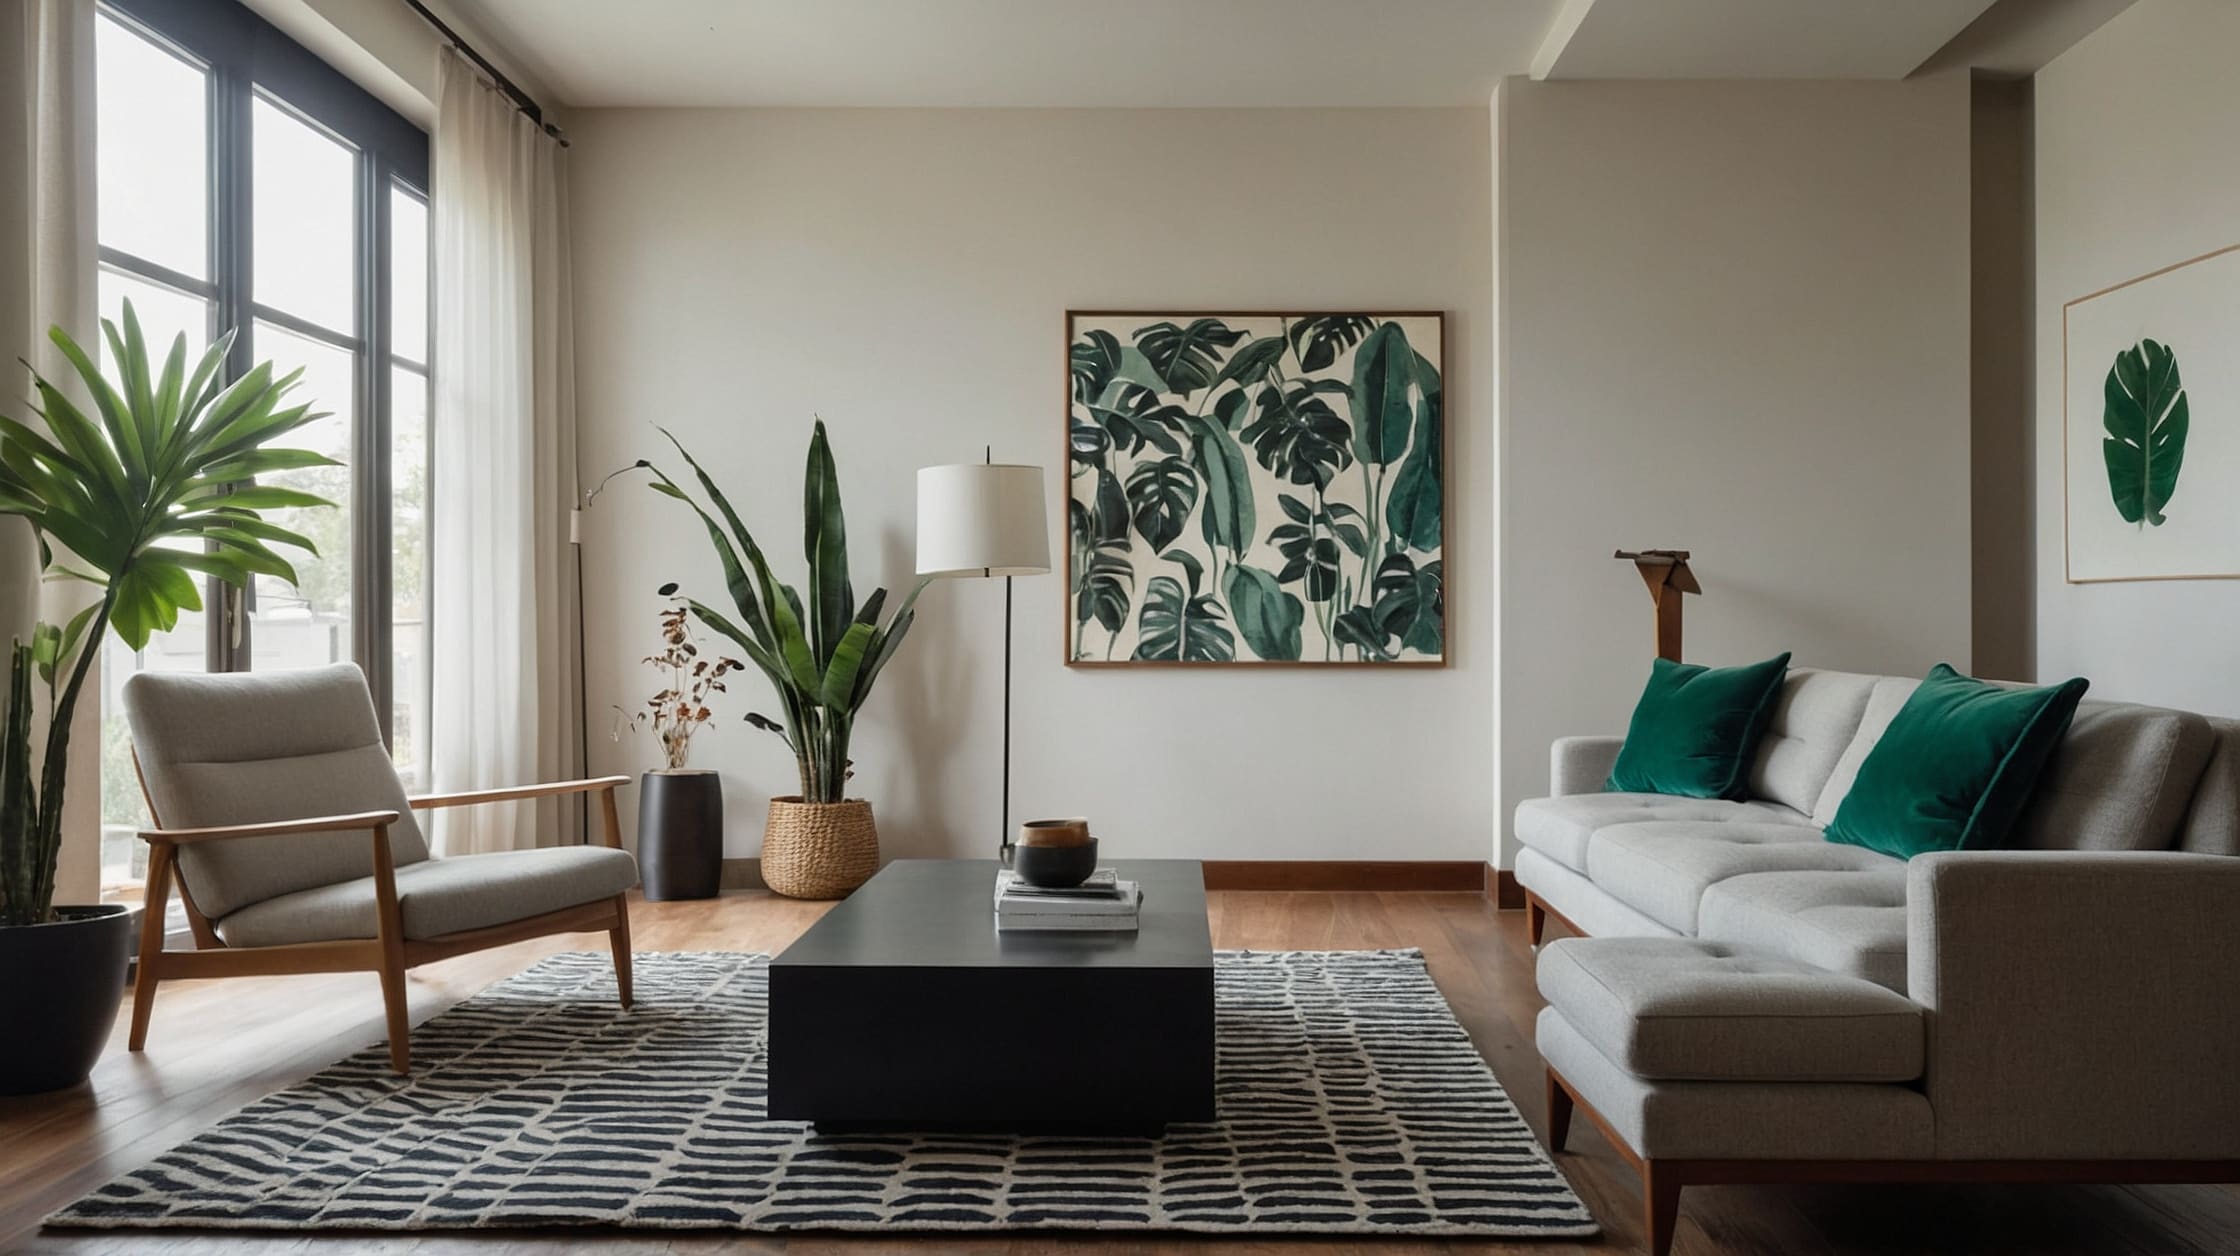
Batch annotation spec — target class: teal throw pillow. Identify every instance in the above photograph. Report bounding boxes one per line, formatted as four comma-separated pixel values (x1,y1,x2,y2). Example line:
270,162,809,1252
1605,653,1792,800
1824,663,2089,860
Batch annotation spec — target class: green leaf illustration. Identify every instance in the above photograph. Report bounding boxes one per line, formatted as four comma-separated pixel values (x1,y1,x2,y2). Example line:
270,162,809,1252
1183,412,1254,555
1384,350,1443,551
1288,314,1377,373
1240,378,1355,490
1372,553,1443,655
1216,335,1287,389
1075,544,1133,636
1351,321,1418,465
1125,455,1199,553
1134,318,1245,395
2102,337,2188,527
1133,571,1235,662
1224,563,1303,661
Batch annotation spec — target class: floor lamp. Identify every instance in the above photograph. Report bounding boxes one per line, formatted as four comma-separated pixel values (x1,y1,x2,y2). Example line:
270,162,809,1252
916,455,1050,864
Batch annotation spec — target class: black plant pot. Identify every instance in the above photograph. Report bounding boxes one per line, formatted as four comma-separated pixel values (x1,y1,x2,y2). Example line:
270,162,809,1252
0,903,132,1095
638,770,723,901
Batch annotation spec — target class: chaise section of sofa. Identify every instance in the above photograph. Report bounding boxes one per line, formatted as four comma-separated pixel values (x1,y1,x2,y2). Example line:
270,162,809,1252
1519,665,2240,1256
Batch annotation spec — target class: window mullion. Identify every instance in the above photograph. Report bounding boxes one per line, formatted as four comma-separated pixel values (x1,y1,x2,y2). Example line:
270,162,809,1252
209,54,255,673
358,153,394,741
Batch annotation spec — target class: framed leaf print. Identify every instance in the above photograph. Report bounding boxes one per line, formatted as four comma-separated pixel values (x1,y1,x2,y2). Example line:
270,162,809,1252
2064,244,2240,582
1065,311,1446,665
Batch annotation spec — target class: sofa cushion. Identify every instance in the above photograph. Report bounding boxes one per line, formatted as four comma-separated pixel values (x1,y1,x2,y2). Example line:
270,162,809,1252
1586,821,1898,933
1514,794,1812,874
1607,653,1792,799
2014,702,2213,852
215,846,640,947
1698,869,1909,992
1748,669,1879,815
1825,665,2089,860
1537,1008,1936,1160
1537,937,1924,1082
2177,717,2240,856
1811,676,1921,825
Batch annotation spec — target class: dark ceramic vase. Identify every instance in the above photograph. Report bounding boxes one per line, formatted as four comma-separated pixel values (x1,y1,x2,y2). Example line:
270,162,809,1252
638,770,723,901
0,903,132,1095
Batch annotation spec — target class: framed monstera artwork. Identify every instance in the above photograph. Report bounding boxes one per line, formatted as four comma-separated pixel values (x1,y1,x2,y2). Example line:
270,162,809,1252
1065,311,1445,665
2063,244,2240,583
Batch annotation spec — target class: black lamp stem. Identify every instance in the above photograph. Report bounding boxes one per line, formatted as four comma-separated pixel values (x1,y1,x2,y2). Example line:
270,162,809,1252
1002,572,1014,864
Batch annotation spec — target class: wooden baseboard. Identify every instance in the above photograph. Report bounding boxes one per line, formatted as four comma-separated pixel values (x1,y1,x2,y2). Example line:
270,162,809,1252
728,856,1512,898
1201,860,1487,893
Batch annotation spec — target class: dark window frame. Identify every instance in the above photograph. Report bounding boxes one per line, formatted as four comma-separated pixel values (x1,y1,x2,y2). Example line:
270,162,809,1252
98,0,429,742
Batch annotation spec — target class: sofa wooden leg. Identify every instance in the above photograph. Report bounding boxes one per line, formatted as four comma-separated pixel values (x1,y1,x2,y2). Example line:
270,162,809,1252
1527,894,1548,947
1545,1067,1574,1151
1643,1160,1682,1256
608,893,635,1010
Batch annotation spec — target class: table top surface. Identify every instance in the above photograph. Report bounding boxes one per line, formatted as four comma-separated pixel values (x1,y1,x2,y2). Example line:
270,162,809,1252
772,858,1213,970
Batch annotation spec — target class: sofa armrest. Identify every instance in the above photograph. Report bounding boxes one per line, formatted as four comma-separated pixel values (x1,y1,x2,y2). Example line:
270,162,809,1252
1550,736,1624,796
1908,850,2240,1159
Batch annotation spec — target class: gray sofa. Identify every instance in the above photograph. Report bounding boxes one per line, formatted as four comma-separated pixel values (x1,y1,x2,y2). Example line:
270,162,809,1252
1515,667,2240,1255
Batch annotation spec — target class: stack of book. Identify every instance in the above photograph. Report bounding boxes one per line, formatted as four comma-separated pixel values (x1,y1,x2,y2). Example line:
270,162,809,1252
993,868,1142,932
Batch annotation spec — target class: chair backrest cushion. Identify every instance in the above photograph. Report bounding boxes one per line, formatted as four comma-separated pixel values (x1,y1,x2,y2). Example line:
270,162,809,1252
124,663,429,920
1748,668,1878,815
2014,701,2213,852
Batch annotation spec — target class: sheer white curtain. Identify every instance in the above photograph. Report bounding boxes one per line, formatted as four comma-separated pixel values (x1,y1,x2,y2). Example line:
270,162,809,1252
428,47,581,855
0,0,98,898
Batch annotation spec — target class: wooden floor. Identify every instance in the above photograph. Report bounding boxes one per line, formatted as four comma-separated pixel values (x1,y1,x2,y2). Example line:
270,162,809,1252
4,889,2237,1255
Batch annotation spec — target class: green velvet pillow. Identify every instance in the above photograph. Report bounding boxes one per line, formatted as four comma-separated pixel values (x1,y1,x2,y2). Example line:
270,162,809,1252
1824,664,2090,860
1605,653,1792,800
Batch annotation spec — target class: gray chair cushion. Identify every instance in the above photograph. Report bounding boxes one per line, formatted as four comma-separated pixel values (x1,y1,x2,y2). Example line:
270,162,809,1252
1537,1007,1934,1160
125,664,430,919
1748,669,1879,815
2015,701,2213,852
1585,820,1893,934
1537,937,1923,1083
1514,794,1811,874
1697,868,1909,992
215,846,640,947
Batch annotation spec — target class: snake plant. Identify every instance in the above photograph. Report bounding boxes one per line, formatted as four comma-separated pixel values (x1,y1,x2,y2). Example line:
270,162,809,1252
644,421,925,804
0,302,332,926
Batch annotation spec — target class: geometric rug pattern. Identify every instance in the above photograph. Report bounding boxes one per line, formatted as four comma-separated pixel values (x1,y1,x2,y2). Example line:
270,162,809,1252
51,949,1595,1237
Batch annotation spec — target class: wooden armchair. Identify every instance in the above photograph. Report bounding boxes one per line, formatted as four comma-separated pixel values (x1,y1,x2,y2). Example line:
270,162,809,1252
122,664,638,1073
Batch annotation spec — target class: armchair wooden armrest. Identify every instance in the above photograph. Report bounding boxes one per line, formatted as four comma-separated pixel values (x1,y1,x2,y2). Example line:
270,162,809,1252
139,810,402,846
407,776,630,810
408,775,631,849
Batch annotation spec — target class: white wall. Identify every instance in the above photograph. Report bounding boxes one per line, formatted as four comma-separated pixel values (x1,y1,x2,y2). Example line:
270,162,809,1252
570,108,1493,863
2034,0,2240,713
1496,76,1974,861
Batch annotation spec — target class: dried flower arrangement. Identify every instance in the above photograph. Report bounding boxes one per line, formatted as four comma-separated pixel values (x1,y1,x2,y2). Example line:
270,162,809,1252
615,583,743,771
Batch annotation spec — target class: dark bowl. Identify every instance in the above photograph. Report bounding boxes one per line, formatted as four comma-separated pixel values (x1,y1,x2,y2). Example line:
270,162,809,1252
1012,836,1099,889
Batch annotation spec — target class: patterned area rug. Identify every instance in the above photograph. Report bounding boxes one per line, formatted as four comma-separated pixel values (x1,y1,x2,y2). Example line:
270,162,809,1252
50,949,1595,1237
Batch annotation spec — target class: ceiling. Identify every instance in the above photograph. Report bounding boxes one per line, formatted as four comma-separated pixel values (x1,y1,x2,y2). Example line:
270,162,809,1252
447,0,2126,111
1533,0,1997,80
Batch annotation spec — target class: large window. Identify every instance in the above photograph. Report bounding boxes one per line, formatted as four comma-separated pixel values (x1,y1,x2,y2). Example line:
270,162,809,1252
94,0,431,898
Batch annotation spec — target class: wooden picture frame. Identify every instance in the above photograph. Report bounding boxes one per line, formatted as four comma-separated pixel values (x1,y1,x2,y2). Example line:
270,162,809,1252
1063,310,1448,668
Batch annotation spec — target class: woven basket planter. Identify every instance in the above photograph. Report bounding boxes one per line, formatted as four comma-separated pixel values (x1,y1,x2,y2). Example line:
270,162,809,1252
762,796,879,899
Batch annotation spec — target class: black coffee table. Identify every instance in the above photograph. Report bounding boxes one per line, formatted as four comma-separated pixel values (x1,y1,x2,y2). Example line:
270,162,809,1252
766,858,1214,1132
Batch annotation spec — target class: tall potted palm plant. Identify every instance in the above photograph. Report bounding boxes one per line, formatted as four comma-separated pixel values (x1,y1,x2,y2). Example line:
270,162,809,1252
0,304,331,1093
643,421,924,899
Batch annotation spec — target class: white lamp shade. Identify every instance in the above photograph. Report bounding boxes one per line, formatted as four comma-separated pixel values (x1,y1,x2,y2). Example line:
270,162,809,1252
916,463,1051,577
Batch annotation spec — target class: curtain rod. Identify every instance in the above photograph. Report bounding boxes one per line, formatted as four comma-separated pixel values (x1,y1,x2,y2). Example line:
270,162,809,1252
402,0,570,148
